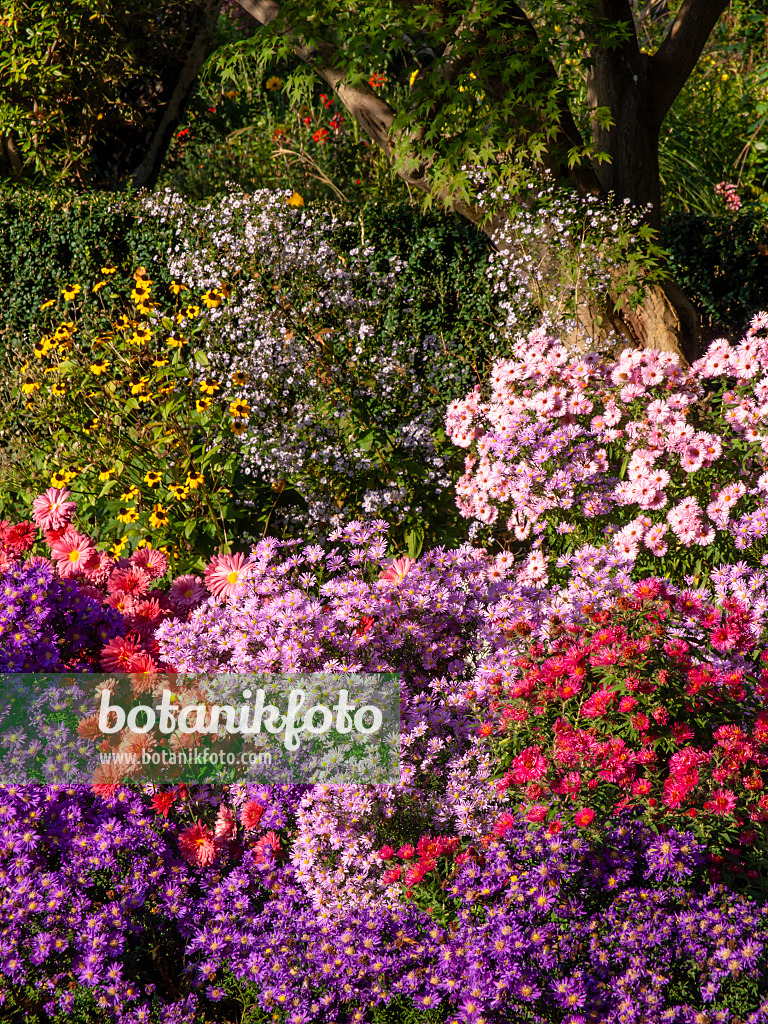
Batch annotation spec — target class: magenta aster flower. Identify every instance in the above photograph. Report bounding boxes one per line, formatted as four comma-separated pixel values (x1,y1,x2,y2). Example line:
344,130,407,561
204,552,252,599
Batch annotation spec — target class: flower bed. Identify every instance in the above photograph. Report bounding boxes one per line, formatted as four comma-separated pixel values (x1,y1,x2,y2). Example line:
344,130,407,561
1,320,768,1022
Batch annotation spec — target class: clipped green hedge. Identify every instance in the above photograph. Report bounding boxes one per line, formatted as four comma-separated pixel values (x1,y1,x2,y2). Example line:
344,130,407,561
662,207,768,338
0,186,176,356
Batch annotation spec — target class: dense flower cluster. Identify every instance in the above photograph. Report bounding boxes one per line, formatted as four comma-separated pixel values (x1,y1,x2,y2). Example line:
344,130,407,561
134,188,458,538
0,561,123,672
2,783,765,1024
447,313,768,587
479,578,768,872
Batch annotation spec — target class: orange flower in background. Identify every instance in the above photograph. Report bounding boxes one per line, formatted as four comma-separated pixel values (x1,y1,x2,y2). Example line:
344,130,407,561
369,73,387,88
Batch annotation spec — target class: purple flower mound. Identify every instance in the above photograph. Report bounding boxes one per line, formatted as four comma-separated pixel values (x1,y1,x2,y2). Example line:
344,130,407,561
0,562,123,671
0,783,766,1024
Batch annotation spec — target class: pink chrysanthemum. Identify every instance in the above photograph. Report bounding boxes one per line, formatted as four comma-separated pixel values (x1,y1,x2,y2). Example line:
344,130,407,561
32,487,77,530
240,800,264,831
49,529,97,578
83,549,114,586
214,805,236,842
204,552,252,600
107,566,151,599
178,821,217,867
378,556,413,584
100,635,144,672
130,547,168,580
168,574,207,612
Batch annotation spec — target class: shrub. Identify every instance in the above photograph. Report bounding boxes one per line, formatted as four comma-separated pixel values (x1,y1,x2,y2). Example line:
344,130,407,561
0,265,291,573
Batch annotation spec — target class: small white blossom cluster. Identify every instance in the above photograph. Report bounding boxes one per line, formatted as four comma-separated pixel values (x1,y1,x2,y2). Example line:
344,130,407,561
466,167,654,353
136,186,459,538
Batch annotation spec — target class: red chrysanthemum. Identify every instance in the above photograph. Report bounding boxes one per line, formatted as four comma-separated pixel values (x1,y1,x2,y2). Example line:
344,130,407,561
107,566,151,599
178,821,217,867
1,521,37,555
100,635,144,672
150,791,177,818
240,800,264,831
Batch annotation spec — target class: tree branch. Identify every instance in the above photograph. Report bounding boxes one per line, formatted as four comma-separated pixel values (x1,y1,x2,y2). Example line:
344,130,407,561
130,0,224,189
650,0,730,123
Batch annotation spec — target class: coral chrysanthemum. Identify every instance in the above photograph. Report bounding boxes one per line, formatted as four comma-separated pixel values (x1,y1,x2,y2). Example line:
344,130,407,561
100,635,145,672
178,821,217,867
49,529,97,578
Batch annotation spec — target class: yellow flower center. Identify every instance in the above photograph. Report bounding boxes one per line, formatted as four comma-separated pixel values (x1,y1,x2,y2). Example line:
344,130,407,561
227,570,240,585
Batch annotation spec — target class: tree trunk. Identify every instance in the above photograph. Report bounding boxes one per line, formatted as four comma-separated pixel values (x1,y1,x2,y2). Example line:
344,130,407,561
130,0,224,189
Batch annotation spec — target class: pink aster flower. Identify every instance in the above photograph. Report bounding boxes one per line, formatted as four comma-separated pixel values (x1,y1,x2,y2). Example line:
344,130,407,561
574,807,595,827
178,821,217,867
168,574,207,612
510,745,548,784
49,529,97,578
704,788,737,815
378,556,414,584
32,487,77,530
130,547,168,580
240,801,265,831
204,552,252,599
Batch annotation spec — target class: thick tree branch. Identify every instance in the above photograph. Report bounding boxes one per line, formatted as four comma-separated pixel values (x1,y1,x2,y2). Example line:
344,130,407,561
130,0,224,189
650,0,730,123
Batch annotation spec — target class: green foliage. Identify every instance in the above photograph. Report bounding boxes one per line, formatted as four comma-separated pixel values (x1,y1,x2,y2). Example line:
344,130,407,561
204,0,627,216
656,1,768,214
0,186,175,356
662,207,768,337
0,0,209,187
158,58,405,204
0,269,289,573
